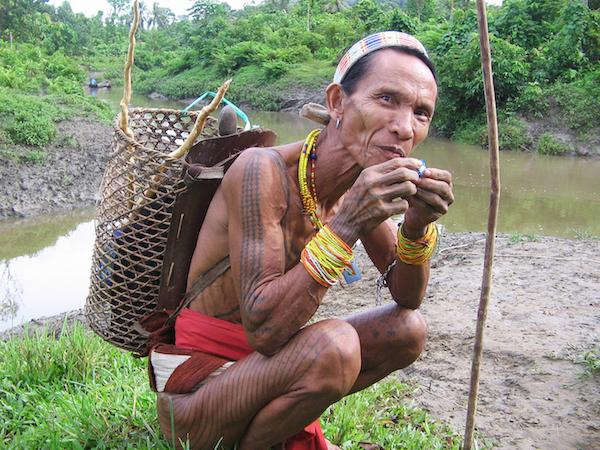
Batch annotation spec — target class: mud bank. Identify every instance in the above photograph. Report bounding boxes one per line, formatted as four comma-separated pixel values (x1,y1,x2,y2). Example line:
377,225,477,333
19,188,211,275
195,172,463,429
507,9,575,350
0,118,112,219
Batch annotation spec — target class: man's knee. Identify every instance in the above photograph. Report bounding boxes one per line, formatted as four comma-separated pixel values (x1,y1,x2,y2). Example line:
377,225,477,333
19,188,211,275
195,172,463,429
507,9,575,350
398,308,427,363
303,319,361,399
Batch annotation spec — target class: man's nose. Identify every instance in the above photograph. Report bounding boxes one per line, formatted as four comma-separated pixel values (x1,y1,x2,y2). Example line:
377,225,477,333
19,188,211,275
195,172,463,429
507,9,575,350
389,108,414,141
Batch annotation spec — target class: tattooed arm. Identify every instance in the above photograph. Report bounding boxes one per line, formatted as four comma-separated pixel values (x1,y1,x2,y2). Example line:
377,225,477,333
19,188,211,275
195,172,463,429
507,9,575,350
224,149,329,356
360,219,429,309
358,166,454,309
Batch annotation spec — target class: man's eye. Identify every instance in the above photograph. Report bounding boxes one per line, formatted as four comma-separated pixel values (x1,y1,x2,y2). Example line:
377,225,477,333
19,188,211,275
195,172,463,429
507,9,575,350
379,95,393,103
415,109,431,119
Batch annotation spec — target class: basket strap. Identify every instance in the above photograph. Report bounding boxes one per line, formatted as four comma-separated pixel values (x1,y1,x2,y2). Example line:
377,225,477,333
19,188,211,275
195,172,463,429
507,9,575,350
163,256,231,328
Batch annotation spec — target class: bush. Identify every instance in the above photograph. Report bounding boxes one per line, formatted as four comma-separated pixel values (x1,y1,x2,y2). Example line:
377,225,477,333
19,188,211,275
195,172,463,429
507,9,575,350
7,115,57,147
550,68,600,133
499,116,532,151
537,132,570,155
451,115,532,152
22,150,48,164
262,61,288,80
509,82,549,118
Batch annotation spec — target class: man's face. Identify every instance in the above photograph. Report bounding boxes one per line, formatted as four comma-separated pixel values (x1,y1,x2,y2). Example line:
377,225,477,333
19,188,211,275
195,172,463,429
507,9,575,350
339,49,437,167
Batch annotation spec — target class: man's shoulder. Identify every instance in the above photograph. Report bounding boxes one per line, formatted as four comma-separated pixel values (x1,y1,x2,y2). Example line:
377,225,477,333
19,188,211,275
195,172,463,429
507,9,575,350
225,147,289,190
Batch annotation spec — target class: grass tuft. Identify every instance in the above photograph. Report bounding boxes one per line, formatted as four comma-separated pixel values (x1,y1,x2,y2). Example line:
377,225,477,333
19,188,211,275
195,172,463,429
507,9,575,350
322,378,466,449
581,346,600,376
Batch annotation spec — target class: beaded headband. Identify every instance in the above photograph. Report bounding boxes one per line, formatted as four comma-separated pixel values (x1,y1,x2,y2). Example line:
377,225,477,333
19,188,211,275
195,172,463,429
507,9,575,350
333,31,429,84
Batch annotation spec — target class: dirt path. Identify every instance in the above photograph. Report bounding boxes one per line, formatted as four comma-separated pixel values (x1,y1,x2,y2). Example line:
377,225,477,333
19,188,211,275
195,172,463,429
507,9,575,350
319,233,600,449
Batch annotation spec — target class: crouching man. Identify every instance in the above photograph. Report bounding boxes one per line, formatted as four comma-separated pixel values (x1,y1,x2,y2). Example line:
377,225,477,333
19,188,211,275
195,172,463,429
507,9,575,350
151,31,453,449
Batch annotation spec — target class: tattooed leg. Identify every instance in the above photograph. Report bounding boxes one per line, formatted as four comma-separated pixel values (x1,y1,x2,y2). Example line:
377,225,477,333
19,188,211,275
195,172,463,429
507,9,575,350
157,319,361,450
344,304,427,394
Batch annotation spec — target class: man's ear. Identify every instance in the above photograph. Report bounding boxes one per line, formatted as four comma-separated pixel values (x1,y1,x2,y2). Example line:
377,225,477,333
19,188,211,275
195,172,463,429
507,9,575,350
325,83,344,122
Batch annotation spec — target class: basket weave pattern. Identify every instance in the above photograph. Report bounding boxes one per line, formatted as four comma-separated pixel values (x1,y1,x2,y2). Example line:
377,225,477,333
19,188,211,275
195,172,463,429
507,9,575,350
85,108,217,354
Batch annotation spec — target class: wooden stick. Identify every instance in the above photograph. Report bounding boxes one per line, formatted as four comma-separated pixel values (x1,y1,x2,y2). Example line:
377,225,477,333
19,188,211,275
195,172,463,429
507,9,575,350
168,79,232,160
119,0,140,139
463,1,501,448
133,79,232,206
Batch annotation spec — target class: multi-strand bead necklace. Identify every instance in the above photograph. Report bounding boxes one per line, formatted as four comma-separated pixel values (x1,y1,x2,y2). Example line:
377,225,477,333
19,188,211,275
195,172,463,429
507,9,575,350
298,129,360,286
298,129,324,230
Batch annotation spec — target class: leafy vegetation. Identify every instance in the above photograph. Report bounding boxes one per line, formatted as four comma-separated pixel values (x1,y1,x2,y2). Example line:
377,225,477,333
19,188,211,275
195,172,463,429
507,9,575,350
0,43,111,156
0,0,598,156
536,132,570,155
0,322,470,448
581,345,600,375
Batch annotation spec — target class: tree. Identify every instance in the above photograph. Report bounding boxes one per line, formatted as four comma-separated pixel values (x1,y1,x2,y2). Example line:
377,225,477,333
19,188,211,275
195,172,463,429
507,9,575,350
189,0,231,21
107,0,131,24
406,0,436,21
150,2,175,29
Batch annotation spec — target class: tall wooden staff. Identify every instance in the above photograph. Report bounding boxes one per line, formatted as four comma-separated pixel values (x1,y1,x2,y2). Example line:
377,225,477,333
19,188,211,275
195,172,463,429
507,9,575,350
463,0,501,448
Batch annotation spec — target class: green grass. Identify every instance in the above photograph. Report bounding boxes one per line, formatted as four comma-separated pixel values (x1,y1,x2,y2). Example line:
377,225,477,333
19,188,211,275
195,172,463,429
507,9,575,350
580,346,600,376
1,322,472,449
322,379,468,449
536,132,571,156
508,232,540,244
0,323,168,449
569,228,598,240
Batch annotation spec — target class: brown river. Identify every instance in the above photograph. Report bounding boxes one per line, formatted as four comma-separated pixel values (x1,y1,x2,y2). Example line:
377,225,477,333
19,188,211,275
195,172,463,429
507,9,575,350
1,89,598,330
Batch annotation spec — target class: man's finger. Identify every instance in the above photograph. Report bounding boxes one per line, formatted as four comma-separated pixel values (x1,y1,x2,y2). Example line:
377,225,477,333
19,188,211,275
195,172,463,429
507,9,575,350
378,180,418,201
372,157,423,174
377,167,420,186
422,168,452,185
415,188,450,214
416,177,454,204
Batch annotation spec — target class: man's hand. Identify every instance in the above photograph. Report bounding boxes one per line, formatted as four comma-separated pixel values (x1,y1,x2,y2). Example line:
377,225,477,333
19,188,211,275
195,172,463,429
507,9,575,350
331,157,423,243
403,168,454,239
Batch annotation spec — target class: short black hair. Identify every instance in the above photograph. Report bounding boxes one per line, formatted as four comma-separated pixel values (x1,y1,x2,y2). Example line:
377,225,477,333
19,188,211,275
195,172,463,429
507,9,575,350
340,46,437,96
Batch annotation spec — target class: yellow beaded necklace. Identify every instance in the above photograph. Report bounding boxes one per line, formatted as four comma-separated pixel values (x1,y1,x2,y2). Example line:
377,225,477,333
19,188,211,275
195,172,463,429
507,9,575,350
298,129,324,230
298,129,363,285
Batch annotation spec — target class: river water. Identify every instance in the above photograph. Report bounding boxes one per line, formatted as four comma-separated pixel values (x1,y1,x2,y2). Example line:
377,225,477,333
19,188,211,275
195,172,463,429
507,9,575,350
1,89,599,331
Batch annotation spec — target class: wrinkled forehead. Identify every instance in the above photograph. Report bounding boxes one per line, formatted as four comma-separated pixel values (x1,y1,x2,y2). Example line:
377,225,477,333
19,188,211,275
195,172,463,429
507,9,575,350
334,31,429,84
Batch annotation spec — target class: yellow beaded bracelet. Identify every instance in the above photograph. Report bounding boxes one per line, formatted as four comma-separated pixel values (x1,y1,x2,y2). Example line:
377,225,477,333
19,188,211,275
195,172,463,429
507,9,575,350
301,225,354,286
396,222,438,265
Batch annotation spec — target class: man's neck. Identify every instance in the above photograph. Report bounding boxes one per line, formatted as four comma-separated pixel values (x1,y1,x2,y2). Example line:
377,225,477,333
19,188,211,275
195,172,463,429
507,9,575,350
312,128,361,210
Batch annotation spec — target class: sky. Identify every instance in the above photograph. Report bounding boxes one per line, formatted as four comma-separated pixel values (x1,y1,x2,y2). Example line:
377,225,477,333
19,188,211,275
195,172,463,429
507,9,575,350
49,0,503,17
47,0,254,17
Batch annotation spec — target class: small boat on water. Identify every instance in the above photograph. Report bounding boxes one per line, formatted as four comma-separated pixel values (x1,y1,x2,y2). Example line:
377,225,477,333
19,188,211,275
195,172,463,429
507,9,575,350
88,79,111,88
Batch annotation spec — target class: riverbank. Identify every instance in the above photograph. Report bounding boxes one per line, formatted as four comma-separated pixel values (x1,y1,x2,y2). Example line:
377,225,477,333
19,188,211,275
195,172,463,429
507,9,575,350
0,117,112,219
3,233,599,448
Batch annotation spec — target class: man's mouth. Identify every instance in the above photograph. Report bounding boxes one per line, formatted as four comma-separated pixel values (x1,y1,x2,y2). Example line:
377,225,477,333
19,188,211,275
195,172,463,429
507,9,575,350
377,145,407,158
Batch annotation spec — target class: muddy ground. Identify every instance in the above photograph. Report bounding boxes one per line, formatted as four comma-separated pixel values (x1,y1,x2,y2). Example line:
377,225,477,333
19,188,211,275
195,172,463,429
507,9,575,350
319,233,600,450
0,118,113,219
5,232,598,449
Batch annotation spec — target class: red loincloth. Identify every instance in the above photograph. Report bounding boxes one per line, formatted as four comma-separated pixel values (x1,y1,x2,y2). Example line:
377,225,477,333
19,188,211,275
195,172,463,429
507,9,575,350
174,307,328,450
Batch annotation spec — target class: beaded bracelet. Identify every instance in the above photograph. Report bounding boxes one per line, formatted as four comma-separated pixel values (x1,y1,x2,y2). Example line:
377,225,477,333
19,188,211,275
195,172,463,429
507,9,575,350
396,222,438,265
301,225,354,286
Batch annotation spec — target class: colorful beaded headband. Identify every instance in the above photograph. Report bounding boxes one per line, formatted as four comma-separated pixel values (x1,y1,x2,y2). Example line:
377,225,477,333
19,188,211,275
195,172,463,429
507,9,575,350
333,31,429,84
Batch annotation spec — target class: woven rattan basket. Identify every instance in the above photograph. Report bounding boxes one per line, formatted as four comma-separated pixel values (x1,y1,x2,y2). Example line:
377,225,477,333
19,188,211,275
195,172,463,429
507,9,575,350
85,108,218,354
